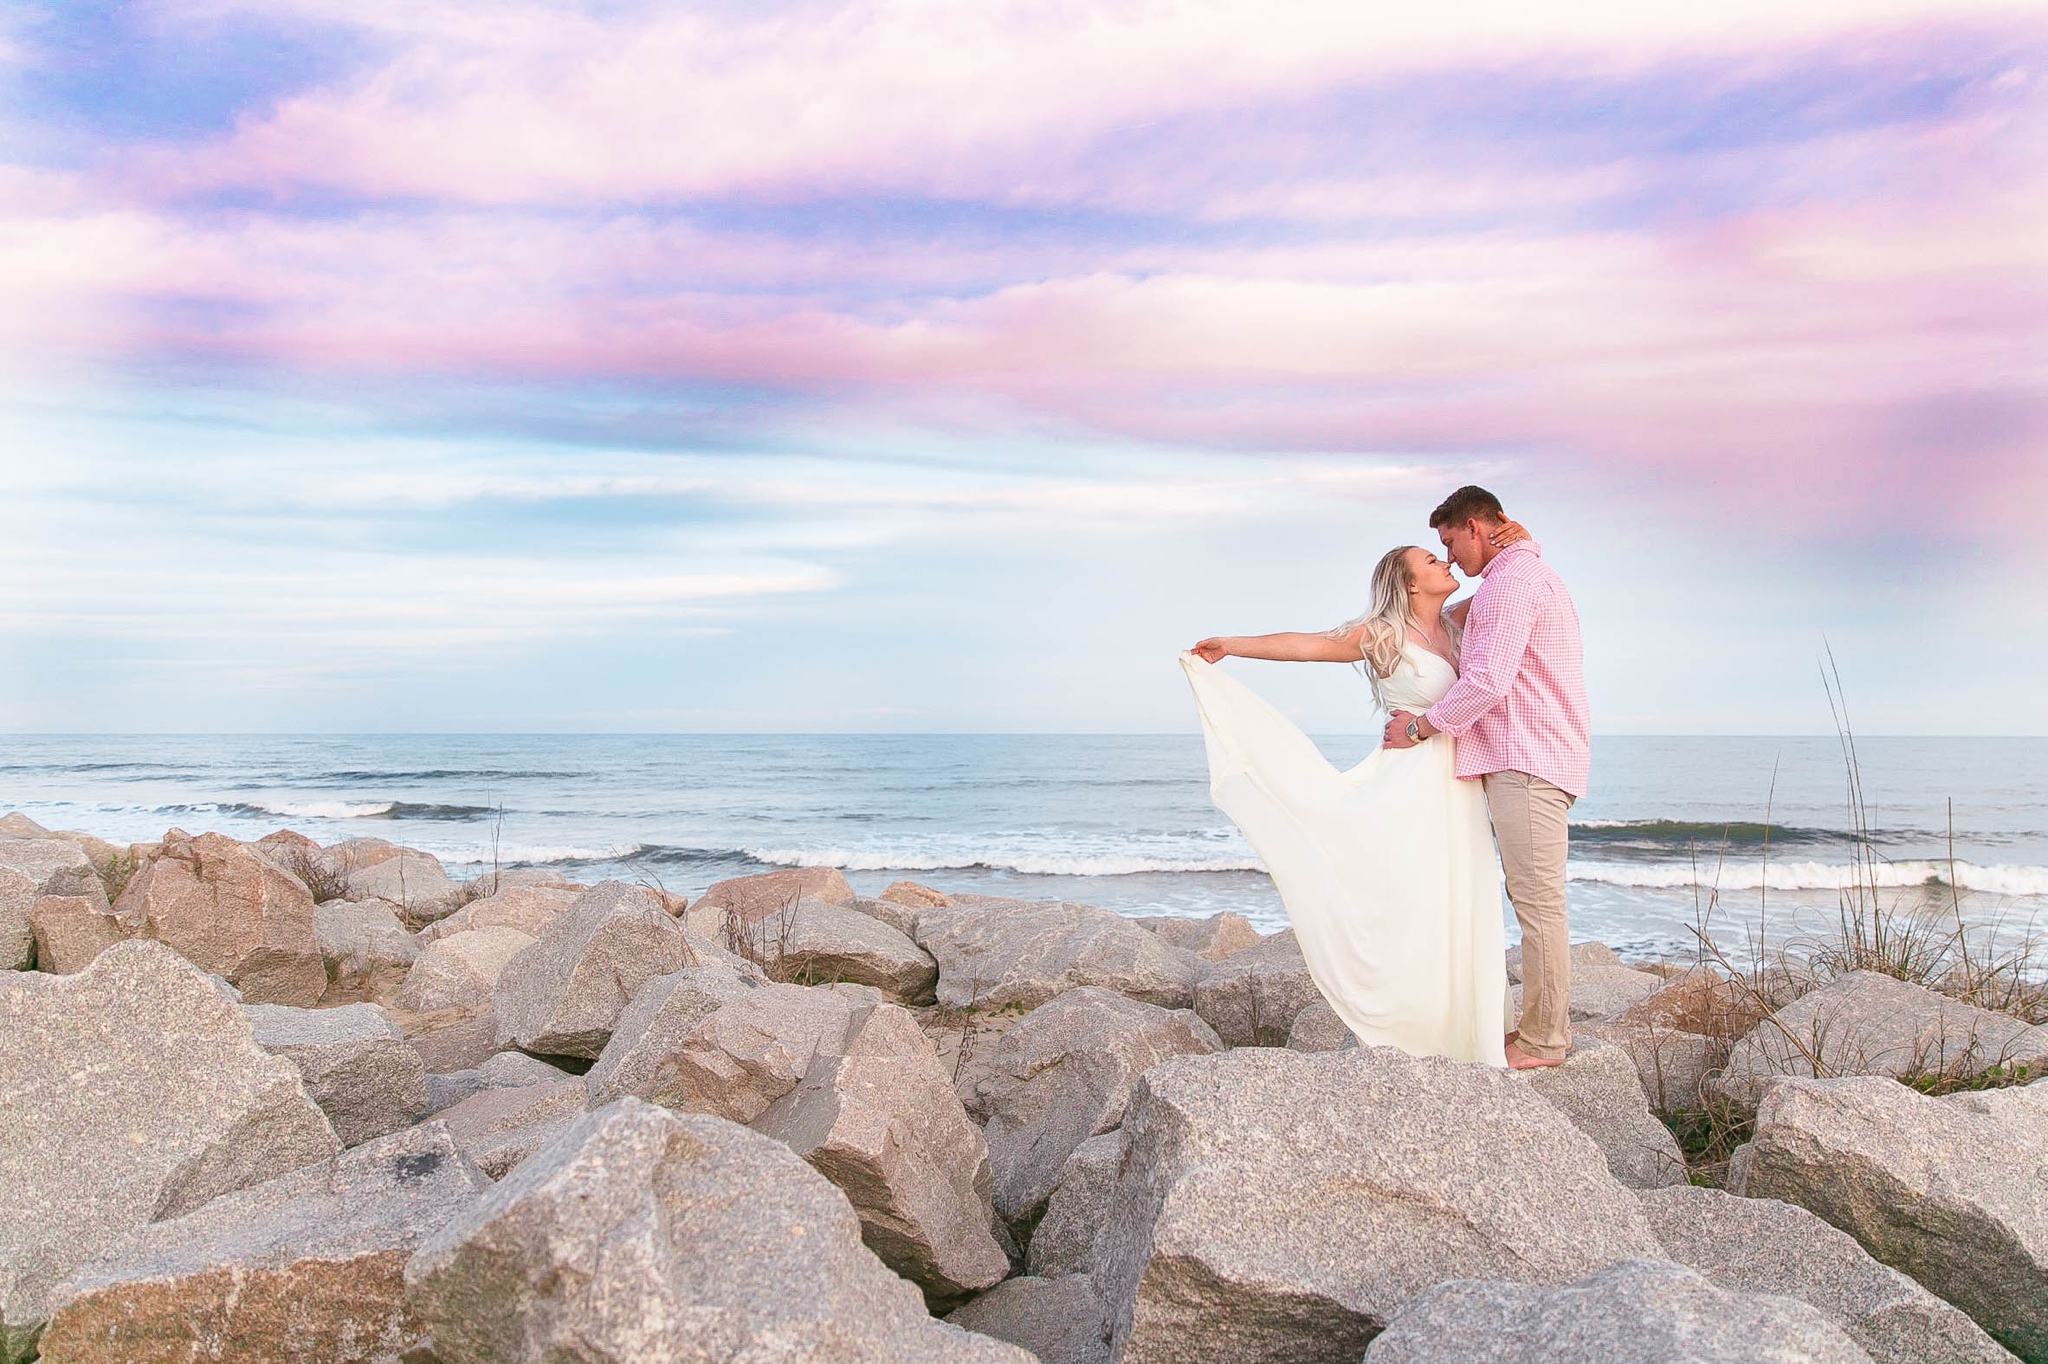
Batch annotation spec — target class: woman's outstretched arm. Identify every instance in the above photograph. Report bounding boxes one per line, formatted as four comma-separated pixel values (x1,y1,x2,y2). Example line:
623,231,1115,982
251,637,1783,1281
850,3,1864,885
1191,626,1363,664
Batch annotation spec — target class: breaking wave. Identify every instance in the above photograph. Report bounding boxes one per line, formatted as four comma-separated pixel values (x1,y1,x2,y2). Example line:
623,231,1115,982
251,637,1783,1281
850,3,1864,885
1566,858,2048,897
213,800,497,821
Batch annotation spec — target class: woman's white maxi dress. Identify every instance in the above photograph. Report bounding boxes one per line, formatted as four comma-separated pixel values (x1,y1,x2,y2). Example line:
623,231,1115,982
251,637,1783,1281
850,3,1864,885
1180,645,1508,1066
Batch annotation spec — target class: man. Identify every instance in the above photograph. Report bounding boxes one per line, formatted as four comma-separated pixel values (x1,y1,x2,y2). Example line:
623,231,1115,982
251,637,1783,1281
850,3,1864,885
1382,485,1590,1071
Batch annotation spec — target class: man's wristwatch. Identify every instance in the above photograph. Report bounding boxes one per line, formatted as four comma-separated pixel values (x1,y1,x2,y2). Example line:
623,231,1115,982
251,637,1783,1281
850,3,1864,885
1405,718,1422,743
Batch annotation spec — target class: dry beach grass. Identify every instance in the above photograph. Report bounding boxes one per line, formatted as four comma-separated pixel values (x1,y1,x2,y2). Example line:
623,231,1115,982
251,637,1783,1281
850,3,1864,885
1642,666,2046,1185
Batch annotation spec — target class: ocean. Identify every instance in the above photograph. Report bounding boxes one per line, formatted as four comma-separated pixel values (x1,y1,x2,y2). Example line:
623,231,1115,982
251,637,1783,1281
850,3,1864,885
4,733,2044,962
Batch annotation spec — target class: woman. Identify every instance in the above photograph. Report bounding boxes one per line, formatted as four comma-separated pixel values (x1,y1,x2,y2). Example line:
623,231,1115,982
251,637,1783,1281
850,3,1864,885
1183,532,1524,1066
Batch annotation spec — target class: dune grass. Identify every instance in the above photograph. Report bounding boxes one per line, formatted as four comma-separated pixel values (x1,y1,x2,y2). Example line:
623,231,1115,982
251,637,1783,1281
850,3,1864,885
1647,654,2043,1184
272,841,351,904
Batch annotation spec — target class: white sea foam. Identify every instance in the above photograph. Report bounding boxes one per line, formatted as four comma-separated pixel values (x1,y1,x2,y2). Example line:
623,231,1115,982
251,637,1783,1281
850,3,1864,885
443,843,640,865
250,800,398,819
742,846,1267,876
1566,859,2048,897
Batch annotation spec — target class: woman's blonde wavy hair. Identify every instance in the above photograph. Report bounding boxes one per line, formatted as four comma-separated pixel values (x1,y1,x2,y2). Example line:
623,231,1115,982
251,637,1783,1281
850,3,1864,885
1326,546,1459,712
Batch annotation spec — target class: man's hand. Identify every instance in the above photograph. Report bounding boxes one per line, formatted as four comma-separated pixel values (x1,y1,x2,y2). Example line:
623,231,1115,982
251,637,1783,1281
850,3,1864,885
1190,638,1232,663
1383,710,1419,748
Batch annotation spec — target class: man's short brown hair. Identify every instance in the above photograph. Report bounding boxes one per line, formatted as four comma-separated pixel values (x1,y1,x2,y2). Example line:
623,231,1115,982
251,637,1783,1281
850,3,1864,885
1429,485,1506,528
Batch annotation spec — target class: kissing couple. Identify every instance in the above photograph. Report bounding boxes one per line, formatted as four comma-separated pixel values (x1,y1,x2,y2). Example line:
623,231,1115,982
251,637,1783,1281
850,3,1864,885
1182,485,1590,1071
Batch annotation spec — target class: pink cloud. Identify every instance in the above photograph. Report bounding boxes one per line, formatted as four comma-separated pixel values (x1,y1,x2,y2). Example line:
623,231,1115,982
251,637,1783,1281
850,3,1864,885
10,187,2041,527
128,0,2047,205
5,0,2044,544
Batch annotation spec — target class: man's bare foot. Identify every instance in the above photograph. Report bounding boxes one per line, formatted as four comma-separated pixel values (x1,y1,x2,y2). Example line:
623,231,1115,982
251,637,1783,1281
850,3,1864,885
1505,1041,1563,1070
1504,1030,1519,1049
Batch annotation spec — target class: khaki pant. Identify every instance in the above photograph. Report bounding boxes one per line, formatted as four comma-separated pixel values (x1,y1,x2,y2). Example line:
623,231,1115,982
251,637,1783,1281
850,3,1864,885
1485,770,1575,1060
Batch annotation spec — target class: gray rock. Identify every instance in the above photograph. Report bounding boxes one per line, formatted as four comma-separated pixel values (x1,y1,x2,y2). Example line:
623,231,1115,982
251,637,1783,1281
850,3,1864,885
1572,941,1625,967
1131,912,1263,962
25,892,129,976
1575,1019,1722,1114
345,850,455,913
877,879,953,911
1505,938,1623,983
0,814,52,839
690,865,858,921
313,899,419,1002
1362,1258,1875,1363
1715,971,2048,1104
1615,965,1766,1039
685,869,860,953
1756,961,1826,1009
585,962,847,1121
1950,1081,2048,1112
851,894,925,936
947,1275,1111,1364
245,1002,429,1147
754,1000,1010,1306
1510,963,1666,1024
38,1123,487,1364
1566,963,1669,1019
320,836,401,868
879,878,952,904
1095,1047,1664,1362
1516,1039,1687,1189
1639,1184,2015,1364
913,899,1203,1012
926,1004,1032,1121
47,831,125,884
0,942,340,1361
422,1051,573,1117
485,868,584,892
494,882,695,1058
978,987,1222,1222
415,886,578,944
1190,929,1323,1046
1028,1131,1123,1279
0,903,29,974
403,1098,1032,1363
483,1049,578,1088
1,838,99,969
1728,1076,2048,1361
394,926,535,1014
772,897,940,1003
1285,998,1357,1051
432,1078,589,1180
113,831,327,1005
395,1008,505,1076
248,828,323,872
0,838,96,885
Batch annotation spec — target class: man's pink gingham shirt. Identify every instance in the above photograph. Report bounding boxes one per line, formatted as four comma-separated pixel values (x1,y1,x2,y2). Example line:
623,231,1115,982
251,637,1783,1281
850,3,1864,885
1424,541,1590,798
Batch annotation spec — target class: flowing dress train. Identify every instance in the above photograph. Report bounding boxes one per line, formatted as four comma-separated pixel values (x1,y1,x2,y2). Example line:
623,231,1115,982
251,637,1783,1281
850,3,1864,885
1180,645,1508,1066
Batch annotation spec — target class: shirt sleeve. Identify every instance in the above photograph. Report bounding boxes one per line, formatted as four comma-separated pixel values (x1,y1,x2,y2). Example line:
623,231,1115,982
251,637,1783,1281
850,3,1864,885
1425,569,1540,736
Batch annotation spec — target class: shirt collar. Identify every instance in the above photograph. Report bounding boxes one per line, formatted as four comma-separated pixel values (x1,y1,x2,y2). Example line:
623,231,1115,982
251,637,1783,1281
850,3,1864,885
1479,539,1540,577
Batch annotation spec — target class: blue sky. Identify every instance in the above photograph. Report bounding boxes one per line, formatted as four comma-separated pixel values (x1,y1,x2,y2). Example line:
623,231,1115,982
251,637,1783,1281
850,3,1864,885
2,1,2044,733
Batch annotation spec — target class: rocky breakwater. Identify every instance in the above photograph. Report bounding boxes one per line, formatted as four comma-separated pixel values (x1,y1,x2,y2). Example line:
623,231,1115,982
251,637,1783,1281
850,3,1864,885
3,819,2042,1363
